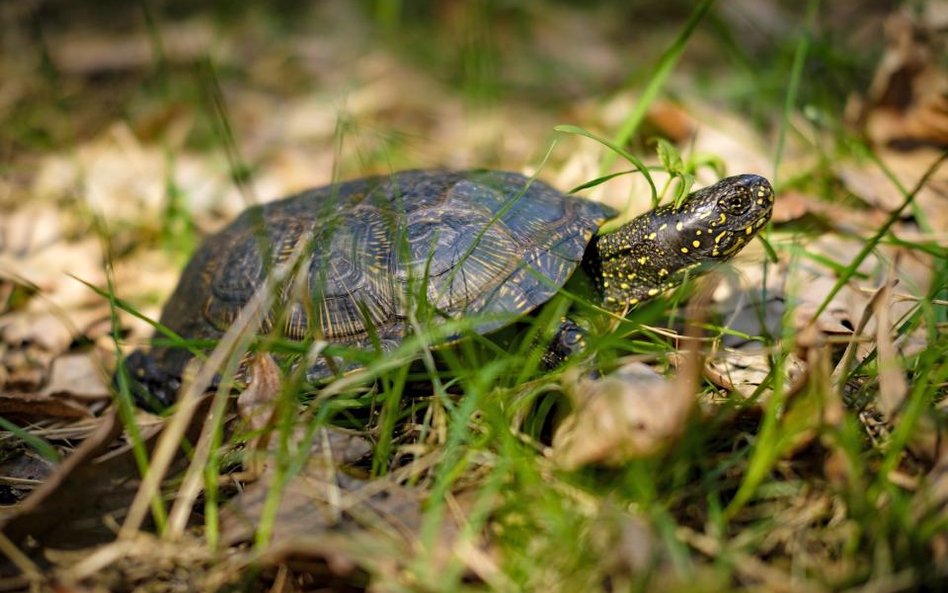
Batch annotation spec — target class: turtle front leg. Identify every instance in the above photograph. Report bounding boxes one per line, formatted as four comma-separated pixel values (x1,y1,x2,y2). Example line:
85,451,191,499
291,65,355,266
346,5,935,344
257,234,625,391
540,317,588,370
115,350,183,412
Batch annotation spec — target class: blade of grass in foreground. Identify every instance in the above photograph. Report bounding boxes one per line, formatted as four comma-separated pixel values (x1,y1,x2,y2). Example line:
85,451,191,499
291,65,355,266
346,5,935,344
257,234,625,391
601,0,715,173
98,219,170,534
773,0,819,184
554,124,657,204
0,417,60,463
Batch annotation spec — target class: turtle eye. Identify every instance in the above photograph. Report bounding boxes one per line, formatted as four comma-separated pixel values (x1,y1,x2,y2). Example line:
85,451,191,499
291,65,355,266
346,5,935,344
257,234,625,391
719,194,751,216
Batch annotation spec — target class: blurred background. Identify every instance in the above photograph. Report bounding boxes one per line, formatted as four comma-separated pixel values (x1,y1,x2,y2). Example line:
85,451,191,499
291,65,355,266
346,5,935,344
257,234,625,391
0,0,912,189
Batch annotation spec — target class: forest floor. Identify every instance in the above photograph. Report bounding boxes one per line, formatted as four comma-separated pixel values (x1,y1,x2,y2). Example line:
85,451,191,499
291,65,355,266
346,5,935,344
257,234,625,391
1,1,946,592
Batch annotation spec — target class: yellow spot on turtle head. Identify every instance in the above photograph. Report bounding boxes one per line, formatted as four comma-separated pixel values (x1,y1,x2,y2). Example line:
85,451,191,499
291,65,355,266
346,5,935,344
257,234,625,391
627,272,637,280
620,283,629,290
692,240,701,248
714,231,727,244
647,288,659,296
744,227,753,235
647,232,656,240
681,247,689,254
659,223,668,231
696,229,702,235
603,281,610,288
718,213,727,224
658,268,668,277
629,298,639,305
723,237,747,255
675,221,684,232
637,256,647,265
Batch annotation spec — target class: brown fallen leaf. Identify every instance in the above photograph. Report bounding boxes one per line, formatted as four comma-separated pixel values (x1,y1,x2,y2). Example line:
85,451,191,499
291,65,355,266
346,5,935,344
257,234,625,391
873,281,908,420
236,353,284,468
0,199,116,398
647,100,698,143
0,447,55,506
0,392,92,420
703,348,807,404
848,11,948,149
39,352,110,402
769,190,890,231
0,410,122,548
219,427,376,546
779,235,933,365
873,275,940,463
837,149,948,233
1,336,110,420
553,362,695,469
0,399,209,553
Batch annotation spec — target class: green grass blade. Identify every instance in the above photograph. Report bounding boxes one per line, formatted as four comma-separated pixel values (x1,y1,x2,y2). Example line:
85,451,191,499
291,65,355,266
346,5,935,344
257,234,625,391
98,224,169,533
773,0,819,183
555,124,657,202
601,0,716,172
0,417,61,463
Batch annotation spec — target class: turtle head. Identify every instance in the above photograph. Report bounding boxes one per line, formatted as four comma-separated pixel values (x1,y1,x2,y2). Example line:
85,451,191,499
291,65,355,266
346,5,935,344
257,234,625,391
590,174,773,310
672,173,774,261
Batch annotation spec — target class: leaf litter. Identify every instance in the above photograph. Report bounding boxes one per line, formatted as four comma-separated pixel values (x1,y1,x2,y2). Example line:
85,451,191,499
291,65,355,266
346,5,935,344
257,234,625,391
1,1,947,592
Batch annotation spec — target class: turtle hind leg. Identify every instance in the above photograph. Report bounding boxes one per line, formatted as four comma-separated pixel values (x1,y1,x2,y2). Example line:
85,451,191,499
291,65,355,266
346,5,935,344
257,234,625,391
114,350,182,412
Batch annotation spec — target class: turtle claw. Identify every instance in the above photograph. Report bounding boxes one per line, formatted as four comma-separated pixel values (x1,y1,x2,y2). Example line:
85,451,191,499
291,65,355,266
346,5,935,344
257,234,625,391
541,318,588,370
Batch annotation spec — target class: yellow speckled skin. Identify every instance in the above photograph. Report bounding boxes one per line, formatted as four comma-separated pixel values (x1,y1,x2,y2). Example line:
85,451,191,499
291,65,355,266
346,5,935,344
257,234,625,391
587,174,773,309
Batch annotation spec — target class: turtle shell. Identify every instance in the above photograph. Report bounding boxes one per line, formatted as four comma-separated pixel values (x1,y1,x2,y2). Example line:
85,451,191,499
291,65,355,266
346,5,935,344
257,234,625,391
148,170,616,382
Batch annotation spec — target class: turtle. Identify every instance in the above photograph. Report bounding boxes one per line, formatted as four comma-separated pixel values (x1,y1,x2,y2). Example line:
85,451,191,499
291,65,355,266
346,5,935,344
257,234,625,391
121,169,774,408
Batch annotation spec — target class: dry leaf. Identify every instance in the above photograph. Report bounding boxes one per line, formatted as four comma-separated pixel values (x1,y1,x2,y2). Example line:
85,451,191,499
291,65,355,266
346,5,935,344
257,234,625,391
704,349,807,403
39,352,110,401
779,235,932,366
553,362,694,469
873,282,908,419
837,149,948,233
1,400,208,550
0,199,115,397
220,427,389,546
0,448,55,504
647,100,698,143
872,278,940,463
236,354,283,435
850,11,948,149
0,393,92,420
769,190,890,231
235,353,284,474
0,411,123,547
